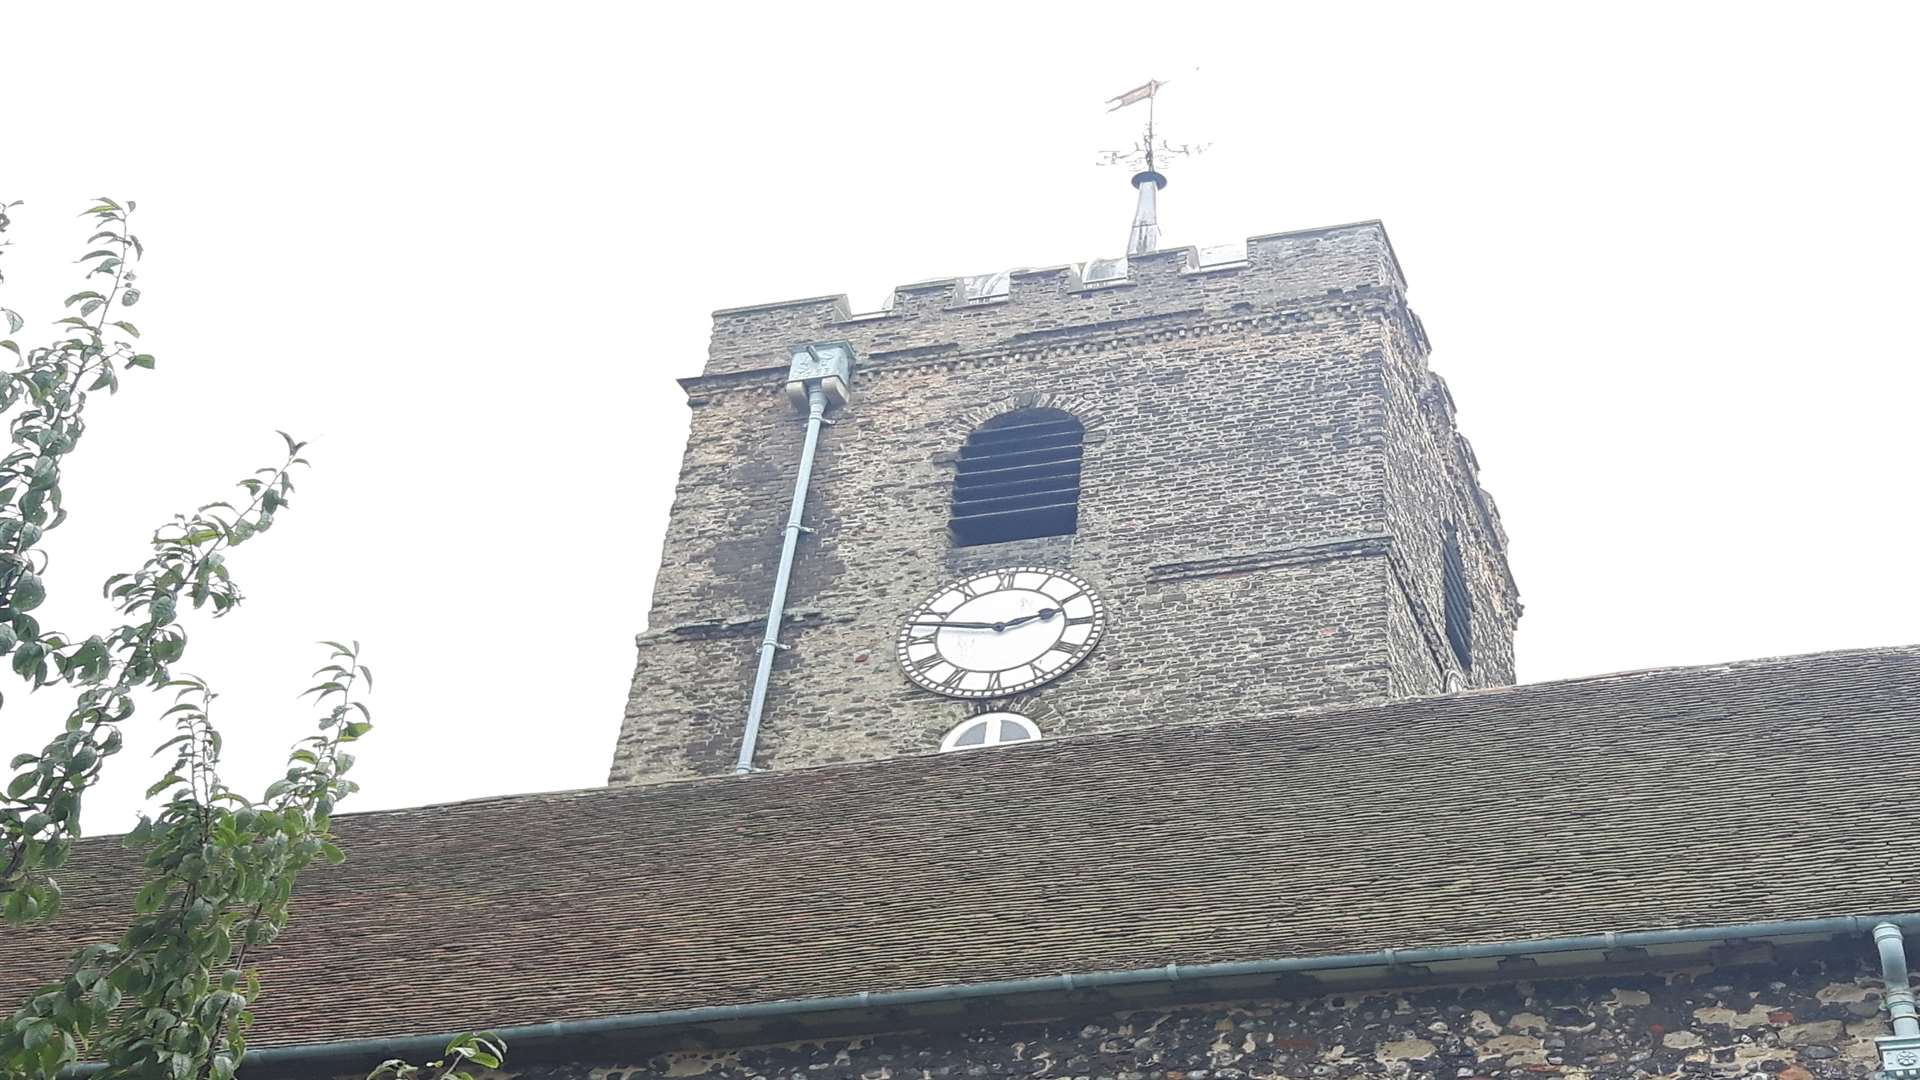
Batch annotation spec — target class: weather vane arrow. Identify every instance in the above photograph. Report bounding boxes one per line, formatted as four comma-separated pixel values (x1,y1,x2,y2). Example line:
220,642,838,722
1106,79,1165,112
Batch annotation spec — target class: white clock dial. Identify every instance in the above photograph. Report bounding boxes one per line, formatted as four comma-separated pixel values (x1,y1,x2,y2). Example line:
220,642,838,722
896,566,1105,699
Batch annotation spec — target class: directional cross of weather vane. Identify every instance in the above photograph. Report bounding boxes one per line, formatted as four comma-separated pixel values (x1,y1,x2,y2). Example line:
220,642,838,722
1096,79,1208,173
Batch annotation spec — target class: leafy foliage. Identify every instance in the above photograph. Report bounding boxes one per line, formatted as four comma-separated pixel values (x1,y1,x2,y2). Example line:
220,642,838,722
3,653,367,1080
370,1034,508,1080
0,200,502,1080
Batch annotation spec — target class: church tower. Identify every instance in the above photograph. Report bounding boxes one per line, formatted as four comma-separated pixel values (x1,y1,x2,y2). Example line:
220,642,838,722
610,186,1520,785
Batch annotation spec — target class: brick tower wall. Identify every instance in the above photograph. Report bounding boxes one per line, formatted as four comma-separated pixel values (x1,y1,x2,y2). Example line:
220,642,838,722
611,222,1517,785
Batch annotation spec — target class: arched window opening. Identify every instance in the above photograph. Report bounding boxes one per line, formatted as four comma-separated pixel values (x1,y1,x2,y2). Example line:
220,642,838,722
950,409,1083,547
1443,523,1473,672
939,713,1042,753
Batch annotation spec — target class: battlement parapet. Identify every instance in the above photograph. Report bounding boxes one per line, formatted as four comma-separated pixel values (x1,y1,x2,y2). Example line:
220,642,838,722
702,221,1407,377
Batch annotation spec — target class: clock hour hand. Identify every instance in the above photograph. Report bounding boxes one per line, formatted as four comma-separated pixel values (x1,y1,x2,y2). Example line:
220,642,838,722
993,607,1060,630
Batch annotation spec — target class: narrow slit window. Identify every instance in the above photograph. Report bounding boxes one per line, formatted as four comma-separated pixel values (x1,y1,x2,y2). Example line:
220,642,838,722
1443,523,1473,672
949,409,1083,547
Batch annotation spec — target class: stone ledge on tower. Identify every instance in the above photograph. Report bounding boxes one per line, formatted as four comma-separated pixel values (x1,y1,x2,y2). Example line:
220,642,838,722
702,220,1409,377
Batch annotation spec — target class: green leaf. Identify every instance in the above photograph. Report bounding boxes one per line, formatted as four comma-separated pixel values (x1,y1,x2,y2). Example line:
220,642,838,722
2,309,20,334
151,733,193,757
110,320,139,338
6,771,35,798
64,291,105,307
12,572,46,611
128,353,155,369
11,640,44,678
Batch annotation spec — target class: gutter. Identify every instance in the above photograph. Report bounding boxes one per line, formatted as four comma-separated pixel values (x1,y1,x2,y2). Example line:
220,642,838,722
66,912,1920,1077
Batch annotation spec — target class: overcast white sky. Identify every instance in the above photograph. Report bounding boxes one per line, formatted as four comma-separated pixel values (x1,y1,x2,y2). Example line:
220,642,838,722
3,2,1916,832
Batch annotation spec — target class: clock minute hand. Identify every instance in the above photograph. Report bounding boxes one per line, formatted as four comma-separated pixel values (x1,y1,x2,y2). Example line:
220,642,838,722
911,608,1059,632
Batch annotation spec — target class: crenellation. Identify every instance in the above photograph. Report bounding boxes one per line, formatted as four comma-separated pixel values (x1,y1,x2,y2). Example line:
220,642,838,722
701,221,1404,375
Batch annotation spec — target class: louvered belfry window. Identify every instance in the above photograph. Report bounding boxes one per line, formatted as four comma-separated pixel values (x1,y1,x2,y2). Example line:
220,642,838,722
1442,523,1474,672
950,409,1084,547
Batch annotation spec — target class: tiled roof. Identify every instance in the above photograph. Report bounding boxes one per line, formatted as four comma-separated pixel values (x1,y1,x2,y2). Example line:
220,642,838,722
6,646,1920,1051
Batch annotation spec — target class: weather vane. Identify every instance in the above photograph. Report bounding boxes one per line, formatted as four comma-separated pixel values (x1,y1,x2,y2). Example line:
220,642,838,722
1100,79,1206,257
1097,79,1207,174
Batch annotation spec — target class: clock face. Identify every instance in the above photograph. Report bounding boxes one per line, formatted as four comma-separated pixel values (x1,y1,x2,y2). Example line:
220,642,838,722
896,566,1105,699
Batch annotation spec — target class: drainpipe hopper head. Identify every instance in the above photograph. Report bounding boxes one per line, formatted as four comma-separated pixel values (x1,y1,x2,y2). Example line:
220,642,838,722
785,341,854,411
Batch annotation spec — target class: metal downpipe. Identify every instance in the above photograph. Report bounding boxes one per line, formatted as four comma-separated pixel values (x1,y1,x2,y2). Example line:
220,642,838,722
735,384,828,775
1877,922,1920,1037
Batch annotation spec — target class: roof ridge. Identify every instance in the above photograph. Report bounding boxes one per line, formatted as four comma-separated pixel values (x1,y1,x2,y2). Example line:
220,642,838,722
266,642,1920,821
56,642,1920,839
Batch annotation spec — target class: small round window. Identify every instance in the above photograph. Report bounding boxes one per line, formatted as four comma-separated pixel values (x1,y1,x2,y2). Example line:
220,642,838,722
940,712,1042,752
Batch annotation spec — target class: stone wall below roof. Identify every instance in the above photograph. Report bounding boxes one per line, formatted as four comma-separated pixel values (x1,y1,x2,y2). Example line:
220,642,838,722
550,944,1896,1080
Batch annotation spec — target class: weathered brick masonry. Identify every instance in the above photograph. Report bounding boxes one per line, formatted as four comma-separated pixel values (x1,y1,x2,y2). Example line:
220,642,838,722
522,944,1894,1080
612,222,1520,784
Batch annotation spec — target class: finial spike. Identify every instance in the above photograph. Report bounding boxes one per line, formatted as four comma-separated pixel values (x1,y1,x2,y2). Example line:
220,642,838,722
1128,170,1166,256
